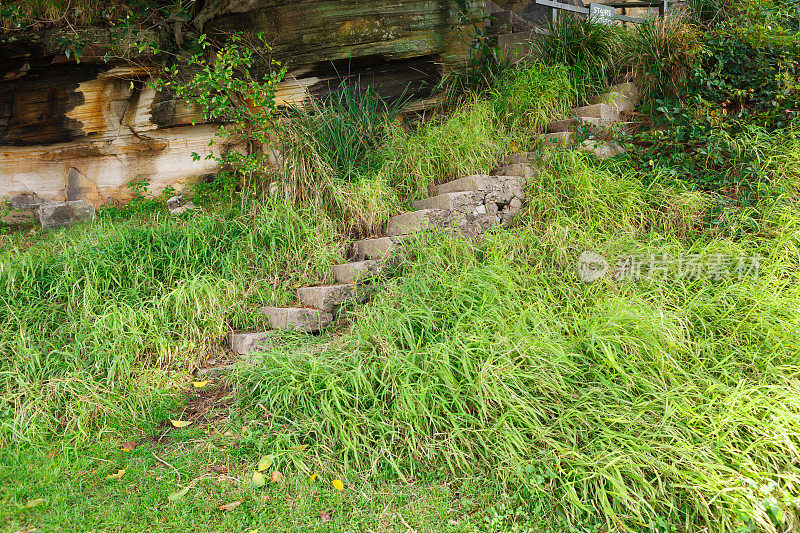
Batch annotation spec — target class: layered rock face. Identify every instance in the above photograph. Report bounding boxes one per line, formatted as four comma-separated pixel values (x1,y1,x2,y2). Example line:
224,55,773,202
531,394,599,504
0,0,477,223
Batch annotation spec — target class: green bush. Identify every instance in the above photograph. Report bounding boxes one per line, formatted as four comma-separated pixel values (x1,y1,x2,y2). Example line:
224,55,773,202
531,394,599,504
689,19,800,127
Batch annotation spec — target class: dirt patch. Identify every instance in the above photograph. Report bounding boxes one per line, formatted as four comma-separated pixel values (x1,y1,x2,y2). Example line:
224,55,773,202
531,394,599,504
184,383,234,427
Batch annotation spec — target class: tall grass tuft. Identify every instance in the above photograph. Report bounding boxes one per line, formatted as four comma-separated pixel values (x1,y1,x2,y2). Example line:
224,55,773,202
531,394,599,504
277,83,404,236
533,15,622,104
0,202,344,444
490,63,575,131
233,154,800,532
622,14,702,99
377,99,519,200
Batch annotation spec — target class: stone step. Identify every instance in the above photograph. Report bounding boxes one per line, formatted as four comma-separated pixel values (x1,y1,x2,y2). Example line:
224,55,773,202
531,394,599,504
385,209,444,237
540,131,572,148
495,163,537,178
413,191,476,211
229,332,272,355
353,236,397,261
332,259,384,284
571,103,620,126
297,283,358,312
592,82,639,113
434,174,525,195
545,116,602,134
260,307,333,333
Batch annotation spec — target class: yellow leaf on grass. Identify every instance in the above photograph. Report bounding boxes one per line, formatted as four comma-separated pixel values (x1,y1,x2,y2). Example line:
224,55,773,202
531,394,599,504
246,530,259,533
252,471,265,487
192,381,209,388
307,473,318,484
170,419,191,428
256,454,273,472
331,479,344,491
25,498,47,508
108,469,126,479
167,485,192,501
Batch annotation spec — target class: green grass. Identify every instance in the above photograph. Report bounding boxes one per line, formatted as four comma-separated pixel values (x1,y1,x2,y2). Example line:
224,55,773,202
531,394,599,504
3,53,800,532
0,427,510,532
231,153,800,532
0,202,345,446
533,16,623,105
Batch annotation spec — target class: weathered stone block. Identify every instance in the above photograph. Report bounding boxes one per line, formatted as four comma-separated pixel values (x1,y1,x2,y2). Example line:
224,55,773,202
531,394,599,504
571,103,620,126
385,209,446,237
545,116,601,133
2,193,44,225
579,140,626,159
332,260,384,284
229,332,272,355
36,200,95,229
297,284,358,312
353,236,399,261
413,191,478,211
540,131,572,148
260,307,333,333
495,163,538,179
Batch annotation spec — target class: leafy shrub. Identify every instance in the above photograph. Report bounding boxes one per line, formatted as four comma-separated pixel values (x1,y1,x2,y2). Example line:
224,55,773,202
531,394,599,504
533,15,622,104
689,18,800,127
618,97,799,208
153,33,286,206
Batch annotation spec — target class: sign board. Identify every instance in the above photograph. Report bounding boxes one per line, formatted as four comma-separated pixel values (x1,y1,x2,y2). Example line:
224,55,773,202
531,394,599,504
589,3,617,24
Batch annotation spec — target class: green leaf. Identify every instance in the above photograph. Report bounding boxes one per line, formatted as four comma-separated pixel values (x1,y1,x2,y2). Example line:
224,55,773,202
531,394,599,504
167,485,192,501
252,470,266,487
257,454,273,472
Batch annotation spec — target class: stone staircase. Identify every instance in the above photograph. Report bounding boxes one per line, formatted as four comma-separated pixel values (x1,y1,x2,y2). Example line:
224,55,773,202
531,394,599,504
220,82,640,364
255,173,527,338
539,82,638,158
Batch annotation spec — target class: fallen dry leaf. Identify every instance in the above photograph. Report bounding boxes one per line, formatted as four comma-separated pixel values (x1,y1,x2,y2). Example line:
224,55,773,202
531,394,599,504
252,471,265,487
307,473,318,484
25,498,47,508
209,465,229,474
120,440,136,452
107,469,126,479
192,381,209,388
270,471,283,483
331,479,344,491
319,510,333,523
170,419,191,428
45,449,58,460
218,500,243,511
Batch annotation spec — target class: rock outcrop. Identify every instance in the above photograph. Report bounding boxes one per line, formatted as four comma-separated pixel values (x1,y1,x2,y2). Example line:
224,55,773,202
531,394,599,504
1,1,478,223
